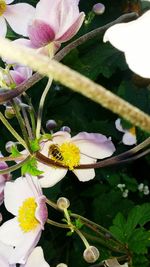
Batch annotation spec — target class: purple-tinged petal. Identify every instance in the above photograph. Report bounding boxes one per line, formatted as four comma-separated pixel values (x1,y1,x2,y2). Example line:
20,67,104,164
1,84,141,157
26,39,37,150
56,12,85,42
10,66,32,85
6,0,14,4
122,132,137,146
21,247,50,267
72,132,116,159
52,131,71,144
115,118,125,133
28,20,55,48
35,196,48,229
0,17,7,37
4,3,35,36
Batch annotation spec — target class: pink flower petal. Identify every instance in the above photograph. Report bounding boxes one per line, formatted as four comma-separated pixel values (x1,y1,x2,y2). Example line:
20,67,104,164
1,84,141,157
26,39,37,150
28,20,55,48
0,17,7,37
122,132,137,146
4,3,35,36
52,131,71,144
72,132,116,159
22,247,50,267
56,12,85,42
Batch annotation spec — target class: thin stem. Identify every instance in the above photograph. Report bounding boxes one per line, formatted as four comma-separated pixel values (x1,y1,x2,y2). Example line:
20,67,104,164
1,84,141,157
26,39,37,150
36,77,53,139
0,155,31,174
46,198,58,210
11,100,30,150
0,111,28,149
46,218,70,229
21,105,33,139
23,93,36,137
75,228,90,249
0,154,28,162
0,12,138,104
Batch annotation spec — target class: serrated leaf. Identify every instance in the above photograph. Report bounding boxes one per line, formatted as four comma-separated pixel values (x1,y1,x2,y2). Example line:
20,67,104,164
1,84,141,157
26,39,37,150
110,213,127,242
21,157,43,176
29,139,40,152
10,146,21,157
74,218,84,229
128,228,150,254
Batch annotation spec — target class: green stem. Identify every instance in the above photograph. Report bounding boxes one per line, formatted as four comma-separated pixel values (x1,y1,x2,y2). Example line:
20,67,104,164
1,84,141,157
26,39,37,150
36,77,53,139
23,93,36,138
0,111,28,149
47,218,70,229
11,100,30,150
0,154,28,162
75,228,90,249
46,198,58,210
0,155,31,174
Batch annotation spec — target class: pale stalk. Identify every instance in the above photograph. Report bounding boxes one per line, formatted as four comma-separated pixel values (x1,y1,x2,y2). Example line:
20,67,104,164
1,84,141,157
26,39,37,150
0,39,149,133
47,218,70,229
0,111,28,149
36,77,53,139
0,155,31,174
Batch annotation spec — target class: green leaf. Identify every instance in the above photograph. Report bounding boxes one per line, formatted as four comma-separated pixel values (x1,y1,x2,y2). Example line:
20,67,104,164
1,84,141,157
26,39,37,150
109,213,127,243
10,146,21,157
29,139,40,152
21,157,43,176
128,228,150,254
74,218,84,229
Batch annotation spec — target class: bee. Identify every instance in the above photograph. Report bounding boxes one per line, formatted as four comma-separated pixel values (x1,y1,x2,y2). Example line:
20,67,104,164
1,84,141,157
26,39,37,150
48,144,63,161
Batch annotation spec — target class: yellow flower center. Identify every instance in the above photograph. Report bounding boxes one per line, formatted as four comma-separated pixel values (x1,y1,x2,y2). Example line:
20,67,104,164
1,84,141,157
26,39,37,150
0,0,6,16
18,197,39,232
49,142,80,170
129,127,136,136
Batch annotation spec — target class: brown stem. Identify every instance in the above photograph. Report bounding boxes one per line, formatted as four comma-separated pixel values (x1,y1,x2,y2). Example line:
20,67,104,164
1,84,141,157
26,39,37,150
0,12,138,104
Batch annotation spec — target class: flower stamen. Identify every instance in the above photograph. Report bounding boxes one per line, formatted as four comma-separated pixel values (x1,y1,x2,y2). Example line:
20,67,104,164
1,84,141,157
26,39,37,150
0,0,6,16
18,197,39,232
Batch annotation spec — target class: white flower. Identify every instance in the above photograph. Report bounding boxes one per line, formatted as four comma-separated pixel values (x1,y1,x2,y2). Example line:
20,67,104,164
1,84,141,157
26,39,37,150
0,242,50,267
37,131,116,187
0,0,35,37
115,118,137,146
103,10,150,78
0,175,48,264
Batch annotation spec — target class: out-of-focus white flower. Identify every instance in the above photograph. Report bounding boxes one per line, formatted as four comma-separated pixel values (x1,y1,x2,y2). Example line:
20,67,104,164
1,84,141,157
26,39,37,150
0,0,35,37
0,176,48,264
122,189,129,198
103,11,150,78
117,184,125,191
37,131,116,187
115,118,137,146
0,153,12,205
138,183,149,195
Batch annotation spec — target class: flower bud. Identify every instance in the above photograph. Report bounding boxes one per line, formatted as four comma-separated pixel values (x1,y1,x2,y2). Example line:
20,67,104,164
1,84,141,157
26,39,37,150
5,106,15,119
5,141,17,153
46,119,57,131
60,126,71,133
83,246,100,263
92,3,105,15
57,197,70,210
56,264,68,267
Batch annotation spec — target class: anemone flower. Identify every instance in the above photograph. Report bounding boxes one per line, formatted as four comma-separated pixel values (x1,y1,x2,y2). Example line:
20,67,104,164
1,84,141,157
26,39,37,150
115,118,137,146
0,0,35,37
0,153,12,205
0,176,48,264
103,10,150,78
37,131,116,187
28,0,85,48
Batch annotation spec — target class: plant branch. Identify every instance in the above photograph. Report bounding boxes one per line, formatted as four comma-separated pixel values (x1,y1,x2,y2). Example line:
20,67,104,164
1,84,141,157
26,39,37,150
0,12,138,104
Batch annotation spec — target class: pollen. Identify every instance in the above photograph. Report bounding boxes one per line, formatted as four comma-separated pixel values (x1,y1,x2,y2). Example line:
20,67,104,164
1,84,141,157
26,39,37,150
18,197,39,232
0,0,6,16
129,127,136,136
59,142,80,170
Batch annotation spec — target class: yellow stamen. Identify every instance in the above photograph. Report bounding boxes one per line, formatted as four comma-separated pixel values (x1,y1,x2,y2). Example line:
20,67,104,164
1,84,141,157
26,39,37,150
18,197,39,232
0,0,6,16
49,142,80,170
129,127,136,136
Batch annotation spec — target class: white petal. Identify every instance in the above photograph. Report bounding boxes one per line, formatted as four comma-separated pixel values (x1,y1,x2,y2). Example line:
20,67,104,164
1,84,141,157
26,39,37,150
38,161,67,188
21,247,49,267
122,132,137,146
52,131,71,144
73,154,96,182
0,241,14,265
4,177,36,216
0,17,7,37
6,0,14,4
103,10,150,78
72,132,115,159
115,118,125,133
4,3,35,36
